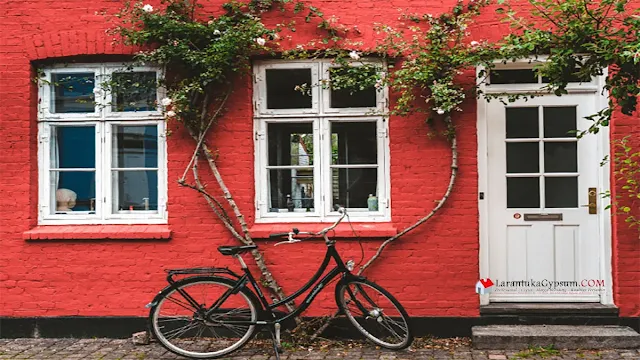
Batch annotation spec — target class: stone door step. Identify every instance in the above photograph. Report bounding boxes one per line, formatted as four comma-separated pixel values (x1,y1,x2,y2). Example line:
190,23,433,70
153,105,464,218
472,325,640,350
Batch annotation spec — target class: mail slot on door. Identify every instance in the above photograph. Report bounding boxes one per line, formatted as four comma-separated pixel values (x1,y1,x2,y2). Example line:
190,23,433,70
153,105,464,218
523,213,563,221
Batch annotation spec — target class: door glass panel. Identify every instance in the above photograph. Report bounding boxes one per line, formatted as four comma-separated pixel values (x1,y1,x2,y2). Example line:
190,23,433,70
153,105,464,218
329,68,377,108
490,69,538,84
545,177,578,208
507,142,539,173
507,177,540,208
506,108,538,138
266,69,312,109
544,107,576,138
544,142,577,173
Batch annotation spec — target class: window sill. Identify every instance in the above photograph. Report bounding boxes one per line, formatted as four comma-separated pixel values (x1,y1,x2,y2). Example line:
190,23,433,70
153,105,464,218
23,225,172,241
249,223,397,239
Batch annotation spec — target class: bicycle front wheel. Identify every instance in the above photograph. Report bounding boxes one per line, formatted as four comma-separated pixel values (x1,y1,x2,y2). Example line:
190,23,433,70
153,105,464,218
149,276,259,359
336,278,413,350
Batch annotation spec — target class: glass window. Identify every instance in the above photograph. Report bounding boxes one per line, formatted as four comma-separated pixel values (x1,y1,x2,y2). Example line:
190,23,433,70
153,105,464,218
50,126,96,214
255,59,389,221
111,125,159,212
267,123,314,212
51,73,95,113
266,69,313,109
39,64,166,224
112,72,158,112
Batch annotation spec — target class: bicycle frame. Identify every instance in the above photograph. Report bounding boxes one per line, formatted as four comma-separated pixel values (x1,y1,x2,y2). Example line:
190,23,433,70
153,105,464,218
193,241,356,326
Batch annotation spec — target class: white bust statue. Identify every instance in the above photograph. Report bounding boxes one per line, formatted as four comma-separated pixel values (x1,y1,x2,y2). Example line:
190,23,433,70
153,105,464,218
56,188,77,212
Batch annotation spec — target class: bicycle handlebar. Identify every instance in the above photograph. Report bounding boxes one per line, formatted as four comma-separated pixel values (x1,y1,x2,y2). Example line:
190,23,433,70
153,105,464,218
272,207,347,246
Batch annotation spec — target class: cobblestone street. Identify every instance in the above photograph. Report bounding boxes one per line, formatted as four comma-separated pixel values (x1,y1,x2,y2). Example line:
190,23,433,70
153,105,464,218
1,338,639,359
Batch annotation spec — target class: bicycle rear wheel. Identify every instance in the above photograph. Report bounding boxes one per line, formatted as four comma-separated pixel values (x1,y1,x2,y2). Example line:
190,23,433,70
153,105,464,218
336,278,413,350
149,276,259,359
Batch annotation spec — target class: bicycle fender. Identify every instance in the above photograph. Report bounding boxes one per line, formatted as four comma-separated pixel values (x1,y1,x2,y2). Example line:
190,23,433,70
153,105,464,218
334,273,368,311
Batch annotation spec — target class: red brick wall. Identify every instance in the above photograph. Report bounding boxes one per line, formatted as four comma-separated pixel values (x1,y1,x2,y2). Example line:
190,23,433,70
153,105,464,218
0,0,637,319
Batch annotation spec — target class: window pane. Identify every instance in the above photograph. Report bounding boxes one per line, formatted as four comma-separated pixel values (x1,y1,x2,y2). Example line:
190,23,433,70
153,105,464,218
112,72,157,112
545,177,578,208
112,170,158,212
544,107,576,138
112,125,158,168
329,68,377,108
268,169,314,212
266,69,312,109
507,177,540,208
490,69,537,84
51,126,95,168
506,107,538,138
332,168,377,209
51,171,96,214
331,122,377,165
506,142,539,173
544,142,577,173
52,73,95,113
267,123,313,166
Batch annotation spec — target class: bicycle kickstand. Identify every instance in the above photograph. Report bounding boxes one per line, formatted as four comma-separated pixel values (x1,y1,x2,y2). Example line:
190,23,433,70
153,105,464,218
268,323,282,360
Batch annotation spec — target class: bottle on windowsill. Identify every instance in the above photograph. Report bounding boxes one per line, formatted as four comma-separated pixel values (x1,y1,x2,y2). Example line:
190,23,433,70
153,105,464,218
367,194,378,211
286,194,294,212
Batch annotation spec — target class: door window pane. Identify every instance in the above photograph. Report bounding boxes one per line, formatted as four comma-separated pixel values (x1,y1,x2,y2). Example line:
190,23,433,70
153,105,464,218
268,169,314,212
50,126,96,214
544,107,576,138
332,168,378,209
506,108,538,138
331,122,377,165
268,123,313,166
507,177,540,208
490,69,538,84
112,72,157,112
507,142,539,173
51,73,95,113
545,177,578,208
544,142,577,173
266,69,312,109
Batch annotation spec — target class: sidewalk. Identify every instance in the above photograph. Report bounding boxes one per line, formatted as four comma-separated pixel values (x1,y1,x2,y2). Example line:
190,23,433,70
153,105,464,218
1,338,639,359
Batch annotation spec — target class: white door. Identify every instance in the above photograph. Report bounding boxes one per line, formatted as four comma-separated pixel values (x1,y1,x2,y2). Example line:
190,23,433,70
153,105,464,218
486,94,601,302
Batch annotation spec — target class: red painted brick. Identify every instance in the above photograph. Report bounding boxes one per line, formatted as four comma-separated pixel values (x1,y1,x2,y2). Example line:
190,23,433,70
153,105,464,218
0,0,637,321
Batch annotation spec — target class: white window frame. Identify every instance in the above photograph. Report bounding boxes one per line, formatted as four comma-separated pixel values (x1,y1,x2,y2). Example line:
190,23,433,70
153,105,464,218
37,63,168,225
253,59,390,223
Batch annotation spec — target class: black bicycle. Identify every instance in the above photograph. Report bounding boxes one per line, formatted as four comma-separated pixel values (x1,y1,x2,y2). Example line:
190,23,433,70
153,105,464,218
146,208,413,359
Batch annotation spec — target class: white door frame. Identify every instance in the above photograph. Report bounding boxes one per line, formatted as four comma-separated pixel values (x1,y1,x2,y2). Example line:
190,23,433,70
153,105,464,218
476,60,613,305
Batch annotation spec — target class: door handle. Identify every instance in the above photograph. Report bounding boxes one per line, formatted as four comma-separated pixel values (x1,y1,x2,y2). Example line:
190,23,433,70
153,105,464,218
580,187,597,214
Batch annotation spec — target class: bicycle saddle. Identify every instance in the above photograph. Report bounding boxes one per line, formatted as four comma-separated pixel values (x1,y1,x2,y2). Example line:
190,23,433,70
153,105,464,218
217,244,257,256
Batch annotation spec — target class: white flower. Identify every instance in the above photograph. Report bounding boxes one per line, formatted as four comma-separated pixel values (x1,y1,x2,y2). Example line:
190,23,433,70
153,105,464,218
470,41,480,46
161,97,172,106
142,4,153,13
165,110,176,118
255,38,266,46
208,20,214,26
374,79,383,89
296,45,304,50
348,50,360,60
436,108,445,115
213,29,221,35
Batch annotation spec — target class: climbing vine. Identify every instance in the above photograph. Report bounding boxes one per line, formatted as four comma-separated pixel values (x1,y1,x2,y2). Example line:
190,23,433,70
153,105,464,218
105,0,640,340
